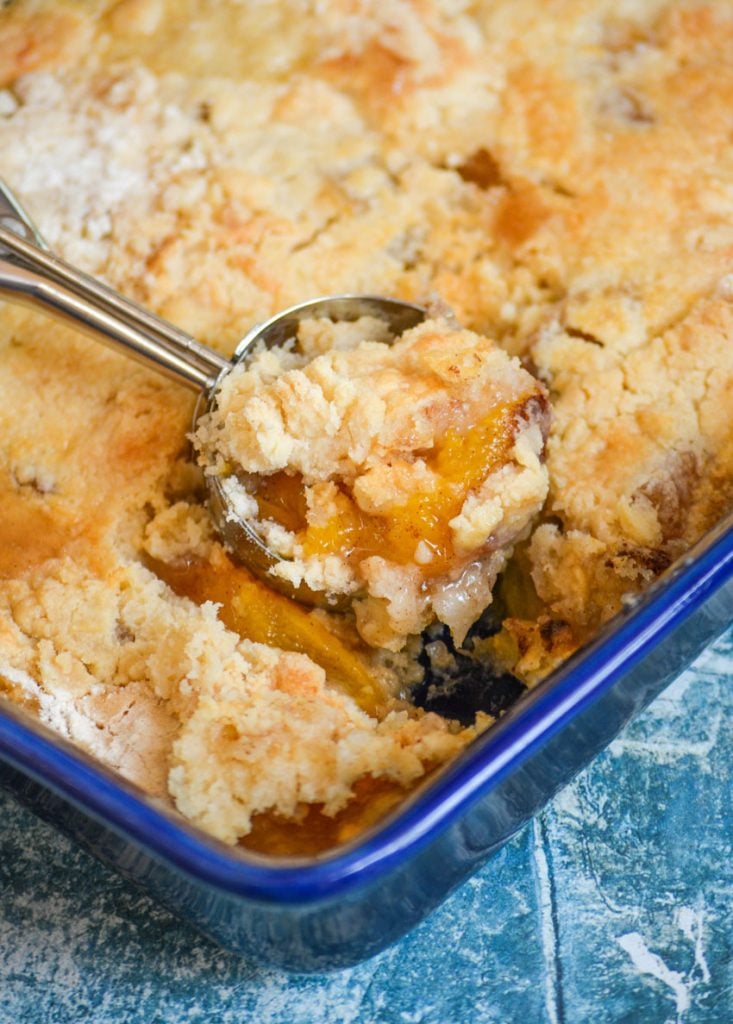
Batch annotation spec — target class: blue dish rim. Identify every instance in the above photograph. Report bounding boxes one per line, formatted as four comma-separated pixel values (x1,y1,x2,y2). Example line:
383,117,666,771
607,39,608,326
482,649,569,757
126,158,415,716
1,511,732,905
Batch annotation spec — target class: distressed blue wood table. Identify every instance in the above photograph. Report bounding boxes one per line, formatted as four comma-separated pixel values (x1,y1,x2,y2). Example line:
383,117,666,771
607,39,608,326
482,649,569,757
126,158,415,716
1,627,731,1024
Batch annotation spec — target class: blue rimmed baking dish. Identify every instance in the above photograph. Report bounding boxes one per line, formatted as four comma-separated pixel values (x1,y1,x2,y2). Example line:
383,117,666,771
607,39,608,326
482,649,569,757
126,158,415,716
0,511,731,971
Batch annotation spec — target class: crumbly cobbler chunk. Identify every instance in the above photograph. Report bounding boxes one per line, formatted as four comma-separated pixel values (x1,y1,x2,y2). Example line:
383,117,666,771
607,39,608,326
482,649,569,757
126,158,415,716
196,315,550,649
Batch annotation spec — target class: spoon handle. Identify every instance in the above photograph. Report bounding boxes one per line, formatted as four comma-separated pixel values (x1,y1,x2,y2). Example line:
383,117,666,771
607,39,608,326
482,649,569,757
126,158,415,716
0,221,229,392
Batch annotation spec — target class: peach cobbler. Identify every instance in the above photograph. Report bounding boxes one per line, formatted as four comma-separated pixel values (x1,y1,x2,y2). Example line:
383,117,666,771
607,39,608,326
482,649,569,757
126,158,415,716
0,0,732,852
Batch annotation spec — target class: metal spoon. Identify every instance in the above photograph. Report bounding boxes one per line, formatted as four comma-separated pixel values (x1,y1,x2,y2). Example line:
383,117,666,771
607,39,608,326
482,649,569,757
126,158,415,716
0,179,426,605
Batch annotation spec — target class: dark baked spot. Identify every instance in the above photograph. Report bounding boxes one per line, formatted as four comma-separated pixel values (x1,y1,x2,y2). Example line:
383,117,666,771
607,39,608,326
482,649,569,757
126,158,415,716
115,621,135,644
515,632,530,657
11,469,55,495
599,88,655,125
615,544,672,575
514,391,552,445
635,547,672,574
637,449,700,540
543,179,576,199
539,617,570,647
454,147,503,190
565,325,604,346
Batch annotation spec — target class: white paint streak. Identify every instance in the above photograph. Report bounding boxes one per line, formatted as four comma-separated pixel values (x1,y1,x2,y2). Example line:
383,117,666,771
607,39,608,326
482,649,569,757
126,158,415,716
677,907,710,984
686,645,733,677
610,726,721,763
531,818,560,1024
618,932,690,1021
610,690,722,764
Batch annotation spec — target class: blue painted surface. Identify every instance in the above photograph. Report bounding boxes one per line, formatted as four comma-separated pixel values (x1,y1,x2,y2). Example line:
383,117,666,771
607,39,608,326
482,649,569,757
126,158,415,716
1,627,731,1023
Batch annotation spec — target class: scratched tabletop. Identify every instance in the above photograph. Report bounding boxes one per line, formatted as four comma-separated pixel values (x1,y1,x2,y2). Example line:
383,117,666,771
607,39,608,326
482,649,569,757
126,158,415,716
1,627,731,1024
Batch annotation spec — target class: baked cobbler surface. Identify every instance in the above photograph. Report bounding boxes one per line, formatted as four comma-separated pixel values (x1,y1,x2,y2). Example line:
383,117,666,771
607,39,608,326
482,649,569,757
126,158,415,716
0,0,732,849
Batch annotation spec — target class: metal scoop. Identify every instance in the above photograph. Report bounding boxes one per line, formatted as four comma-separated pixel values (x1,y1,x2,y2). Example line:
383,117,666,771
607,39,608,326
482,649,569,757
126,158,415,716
0,179,425,605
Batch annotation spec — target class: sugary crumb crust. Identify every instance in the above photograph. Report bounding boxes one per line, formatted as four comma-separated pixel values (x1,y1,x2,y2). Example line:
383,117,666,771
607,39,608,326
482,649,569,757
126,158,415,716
0,0,732,845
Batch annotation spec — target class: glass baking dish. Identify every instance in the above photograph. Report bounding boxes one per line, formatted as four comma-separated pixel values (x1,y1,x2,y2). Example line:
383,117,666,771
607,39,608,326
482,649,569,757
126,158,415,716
0,510,731,971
